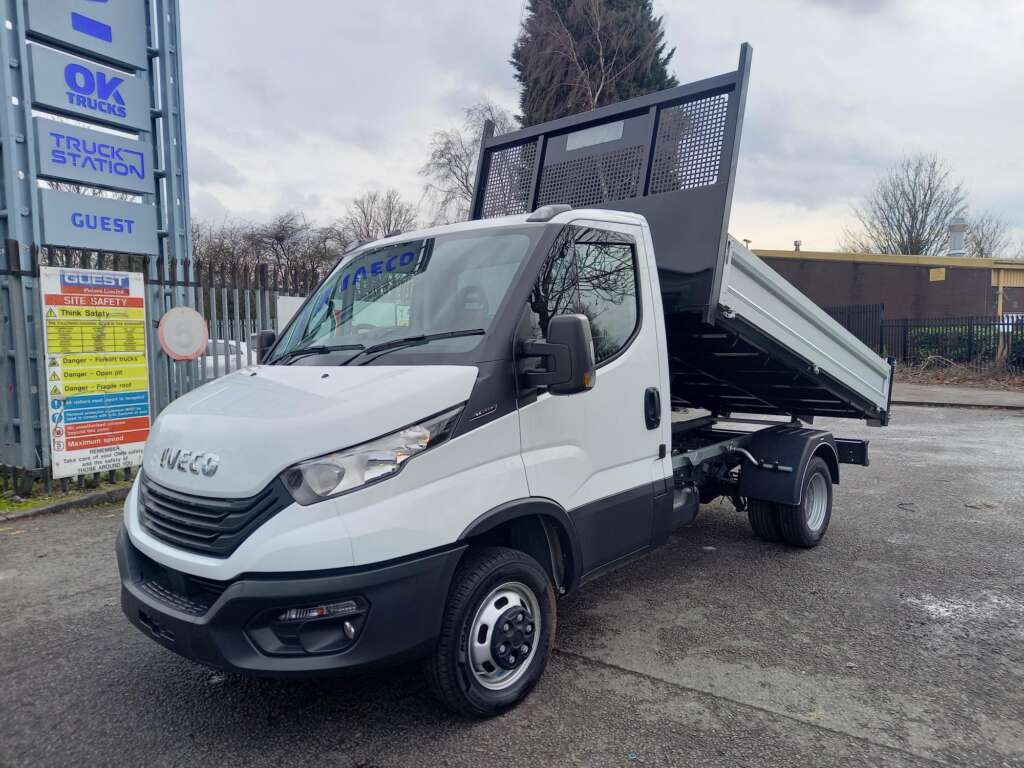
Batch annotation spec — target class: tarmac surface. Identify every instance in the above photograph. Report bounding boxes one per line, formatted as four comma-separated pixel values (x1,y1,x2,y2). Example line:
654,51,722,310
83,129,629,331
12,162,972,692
2,404,1022,767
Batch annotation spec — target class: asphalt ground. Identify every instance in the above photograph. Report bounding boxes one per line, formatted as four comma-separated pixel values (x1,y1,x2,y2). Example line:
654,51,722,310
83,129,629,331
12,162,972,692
1,405,1022,767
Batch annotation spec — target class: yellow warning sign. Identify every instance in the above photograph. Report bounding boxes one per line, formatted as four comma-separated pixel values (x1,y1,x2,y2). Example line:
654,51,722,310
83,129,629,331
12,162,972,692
49,371,60,381
62,365,148,381
43,319,146,354
62,378,148,396
55,306,145,320
50,385,62,396
47,307,57,319
60,352,146,368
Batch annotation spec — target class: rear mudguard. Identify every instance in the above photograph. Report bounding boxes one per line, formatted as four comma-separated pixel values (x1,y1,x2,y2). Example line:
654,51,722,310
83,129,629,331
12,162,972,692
737,425,839,506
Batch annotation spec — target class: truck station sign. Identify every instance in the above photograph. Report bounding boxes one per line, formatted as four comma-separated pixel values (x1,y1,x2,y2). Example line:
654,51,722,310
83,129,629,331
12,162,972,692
34,116,155,195
40,266,150,479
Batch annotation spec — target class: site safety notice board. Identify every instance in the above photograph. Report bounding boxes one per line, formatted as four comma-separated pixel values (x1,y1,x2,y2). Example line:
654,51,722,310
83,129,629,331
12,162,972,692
40,266,150,479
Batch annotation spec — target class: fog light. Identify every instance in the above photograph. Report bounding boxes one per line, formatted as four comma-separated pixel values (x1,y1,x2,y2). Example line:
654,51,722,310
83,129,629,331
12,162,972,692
277,599,359,623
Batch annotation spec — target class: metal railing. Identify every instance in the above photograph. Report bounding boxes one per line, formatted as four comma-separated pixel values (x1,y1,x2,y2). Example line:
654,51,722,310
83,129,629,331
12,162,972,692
881,315,1024,372
824,303,1024,373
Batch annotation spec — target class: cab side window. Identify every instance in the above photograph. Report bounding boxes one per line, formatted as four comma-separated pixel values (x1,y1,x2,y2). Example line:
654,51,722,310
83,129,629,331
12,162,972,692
526,226,640,365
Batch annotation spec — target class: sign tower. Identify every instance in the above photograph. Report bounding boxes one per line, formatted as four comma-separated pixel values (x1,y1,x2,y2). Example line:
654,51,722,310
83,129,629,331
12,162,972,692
0,0,192,478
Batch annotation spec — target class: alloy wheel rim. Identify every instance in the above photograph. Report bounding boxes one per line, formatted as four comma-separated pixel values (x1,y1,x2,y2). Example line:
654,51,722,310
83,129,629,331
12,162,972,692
805,472,829,531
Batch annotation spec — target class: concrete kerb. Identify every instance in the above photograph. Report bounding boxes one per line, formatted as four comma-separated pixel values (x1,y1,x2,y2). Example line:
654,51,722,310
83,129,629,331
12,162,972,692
892,399,1024,411
0,485,131,523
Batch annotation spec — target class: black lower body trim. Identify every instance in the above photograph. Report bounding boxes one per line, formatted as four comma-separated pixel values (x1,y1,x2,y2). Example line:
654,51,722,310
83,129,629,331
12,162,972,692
117,527,466,678
570,483,655,578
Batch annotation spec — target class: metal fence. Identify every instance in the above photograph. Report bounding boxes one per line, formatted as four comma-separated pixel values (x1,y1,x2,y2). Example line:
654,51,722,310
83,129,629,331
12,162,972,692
881,315,1024,371
1,249,324,493
824,303,1024,373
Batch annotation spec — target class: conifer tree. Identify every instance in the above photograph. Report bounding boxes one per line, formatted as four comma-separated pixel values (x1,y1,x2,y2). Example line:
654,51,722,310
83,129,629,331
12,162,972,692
512,0,677,126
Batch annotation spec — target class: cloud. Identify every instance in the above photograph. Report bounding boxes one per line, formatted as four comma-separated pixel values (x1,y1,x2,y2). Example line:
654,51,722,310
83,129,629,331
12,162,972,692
189,145,245,188
803,0,890,14
661,0,1024,249
189,188,229,221
180,0,1024,252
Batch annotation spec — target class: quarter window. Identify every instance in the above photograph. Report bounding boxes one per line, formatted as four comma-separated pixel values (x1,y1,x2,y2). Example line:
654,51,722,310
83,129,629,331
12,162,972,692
526,226,640,364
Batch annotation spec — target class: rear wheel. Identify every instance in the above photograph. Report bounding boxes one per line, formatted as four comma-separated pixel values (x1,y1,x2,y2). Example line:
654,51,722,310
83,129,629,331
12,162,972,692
775,457,833,548
747,498,782,542
426,547,555,718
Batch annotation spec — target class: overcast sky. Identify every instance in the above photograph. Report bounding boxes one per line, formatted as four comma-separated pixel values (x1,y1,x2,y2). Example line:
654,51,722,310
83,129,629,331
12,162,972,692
180,0,1023,253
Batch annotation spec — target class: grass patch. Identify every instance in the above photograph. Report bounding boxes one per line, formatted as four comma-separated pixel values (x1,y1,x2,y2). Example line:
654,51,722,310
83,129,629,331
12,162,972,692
896,359,1024,391
0,479,132,517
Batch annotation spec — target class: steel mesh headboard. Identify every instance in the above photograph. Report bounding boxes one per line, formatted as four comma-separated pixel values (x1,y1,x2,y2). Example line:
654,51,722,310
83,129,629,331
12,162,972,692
471,44,752,319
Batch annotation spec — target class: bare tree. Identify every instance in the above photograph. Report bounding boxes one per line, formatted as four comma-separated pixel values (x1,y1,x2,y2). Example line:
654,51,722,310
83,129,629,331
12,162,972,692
190,191,417,283
528,228,635,360
250,212,314,271
419,100,518,224
338,189,418,244
841,154,968,256
192,213,346,279
191,217,253,271
966,211,1010,258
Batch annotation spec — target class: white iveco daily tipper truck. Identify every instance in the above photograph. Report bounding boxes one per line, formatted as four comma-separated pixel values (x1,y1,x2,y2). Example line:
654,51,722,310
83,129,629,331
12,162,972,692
118,45,893,716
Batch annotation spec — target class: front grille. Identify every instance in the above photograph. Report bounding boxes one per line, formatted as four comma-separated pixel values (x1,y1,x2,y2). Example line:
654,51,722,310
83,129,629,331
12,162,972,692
139,472,291,557
140,580,211,617
133,544,230,617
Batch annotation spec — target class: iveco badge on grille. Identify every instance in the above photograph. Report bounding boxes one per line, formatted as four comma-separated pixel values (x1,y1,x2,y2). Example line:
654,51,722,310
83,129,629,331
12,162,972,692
159,448,219,477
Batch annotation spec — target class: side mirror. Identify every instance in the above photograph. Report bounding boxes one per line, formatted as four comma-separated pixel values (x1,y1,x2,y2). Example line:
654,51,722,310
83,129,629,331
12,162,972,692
519,314,596,396
255,329,277,363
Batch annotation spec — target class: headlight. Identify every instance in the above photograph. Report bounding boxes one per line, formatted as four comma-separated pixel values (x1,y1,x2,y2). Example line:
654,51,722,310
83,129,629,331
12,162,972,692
280,406,463,505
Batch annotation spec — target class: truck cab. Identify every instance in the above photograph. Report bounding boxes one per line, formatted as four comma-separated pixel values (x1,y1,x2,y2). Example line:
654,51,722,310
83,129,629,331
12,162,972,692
118,45,892,717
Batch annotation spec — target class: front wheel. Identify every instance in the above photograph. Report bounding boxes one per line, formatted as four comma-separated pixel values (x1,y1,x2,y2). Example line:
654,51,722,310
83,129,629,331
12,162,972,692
426,547,556,717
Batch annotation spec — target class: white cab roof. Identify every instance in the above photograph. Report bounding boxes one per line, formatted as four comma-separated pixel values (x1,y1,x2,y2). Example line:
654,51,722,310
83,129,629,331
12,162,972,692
361,209,649,252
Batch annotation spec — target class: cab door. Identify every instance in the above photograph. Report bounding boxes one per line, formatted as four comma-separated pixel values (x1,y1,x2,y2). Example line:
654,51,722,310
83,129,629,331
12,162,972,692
517,220,668,577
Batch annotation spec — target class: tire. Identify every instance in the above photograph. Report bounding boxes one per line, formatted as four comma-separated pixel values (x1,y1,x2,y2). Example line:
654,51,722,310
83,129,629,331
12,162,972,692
747,498,782,542
775,456,833,548
426,546,556,718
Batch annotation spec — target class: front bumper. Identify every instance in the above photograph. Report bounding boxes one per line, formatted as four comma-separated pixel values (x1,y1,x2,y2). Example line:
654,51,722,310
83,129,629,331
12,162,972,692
117,527,465,677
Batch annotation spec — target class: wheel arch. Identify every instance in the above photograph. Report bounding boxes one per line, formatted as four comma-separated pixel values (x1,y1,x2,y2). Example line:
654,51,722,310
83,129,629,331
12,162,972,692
738,426,839,506
811,442,840,486
458,498,581,594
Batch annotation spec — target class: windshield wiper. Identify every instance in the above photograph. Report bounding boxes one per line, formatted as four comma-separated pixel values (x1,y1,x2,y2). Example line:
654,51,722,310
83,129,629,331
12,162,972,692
343,329,486,366
273,343,365,365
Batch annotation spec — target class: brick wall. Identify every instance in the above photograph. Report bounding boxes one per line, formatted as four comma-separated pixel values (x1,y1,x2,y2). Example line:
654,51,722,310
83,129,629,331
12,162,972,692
757,256,997,319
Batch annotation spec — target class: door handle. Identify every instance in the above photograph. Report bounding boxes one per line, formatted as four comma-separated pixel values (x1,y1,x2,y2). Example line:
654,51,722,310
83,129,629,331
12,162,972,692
644,387,661,430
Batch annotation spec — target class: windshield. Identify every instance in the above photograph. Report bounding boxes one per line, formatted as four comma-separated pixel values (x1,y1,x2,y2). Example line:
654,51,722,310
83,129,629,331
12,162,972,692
269,228,536,363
